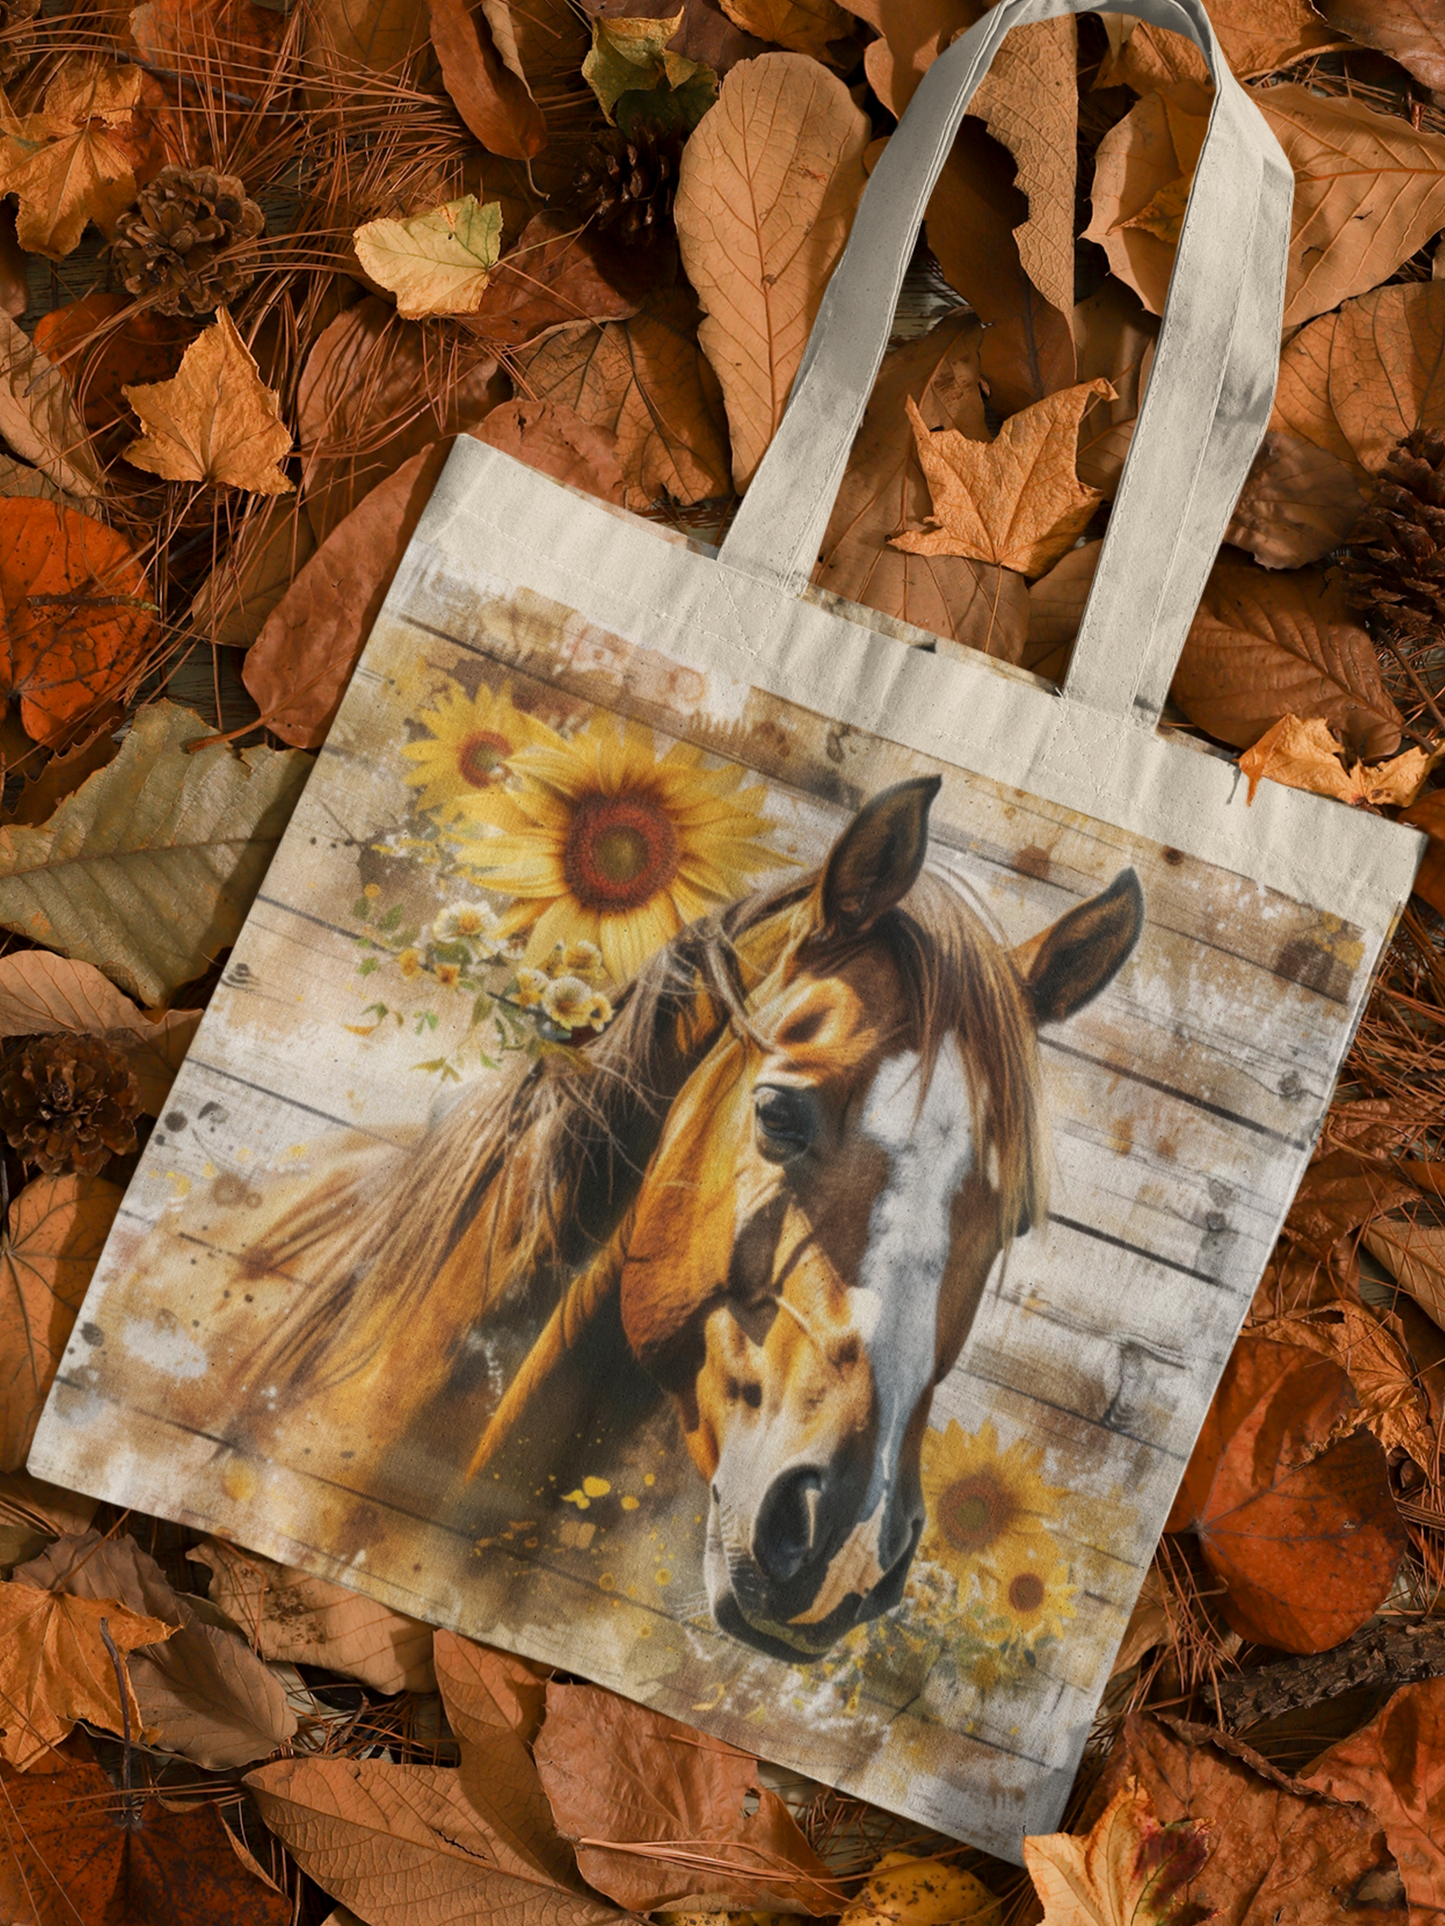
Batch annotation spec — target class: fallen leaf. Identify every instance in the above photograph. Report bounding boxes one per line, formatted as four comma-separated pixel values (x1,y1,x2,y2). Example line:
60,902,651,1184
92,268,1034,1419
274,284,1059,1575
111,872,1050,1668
0,699,310,1006
1024,539,1100,682
1171,554,1403,759
428,0,545,158
675,51,868,489
0,56,144,259
1072,277,1156,495
814,314,1027,659
0,1173,120,1473
0,457,66,504
1365,1211,1445,1335
716,0,850,60
1165,1334,1407,1653
1224,431,1364,571
1098,0,1344,85
1023,1777,1212,1926
477,397,626,498
1252,1303,1435,1467
0,1751,294,1924
0,500,159,746
0,1469,95,1573
892,378,1111,577
842,0,986,119
130,0,291,80
534,1681,843,1912
188,498,318,648
1082,83,1211,317
33,292,196,460
1318,0,1445,89
190,1539,435,1692
0,951,198,1114
1109,1566,1169,1679
0,312,103,501
1304,1677,1445,1922
840,1849,997,1926
1285,1148,1421,1264
0,1579,173,1767
1090,1712,1402,1926
1271,283,1445,483
122,307,294,492
354,195,504,319
583,11,717,130
1239,716,1439,809
966,15,1077,316
306,0,431,71
19,1530,297,1770
513,288,732,509
467,212,642,352
248,1754,627,1926
297,295,505,541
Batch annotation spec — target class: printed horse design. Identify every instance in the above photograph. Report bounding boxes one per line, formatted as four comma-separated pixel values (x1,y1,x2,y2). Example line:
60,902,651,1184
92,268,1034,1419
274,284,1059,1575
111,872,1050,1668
234,778,1142,1659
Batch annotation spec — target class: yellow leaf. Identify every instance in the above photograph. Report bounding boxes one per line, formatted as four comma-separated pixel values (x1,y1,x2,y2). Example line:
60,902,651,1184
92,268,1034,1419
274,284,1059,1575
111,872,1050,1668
1239,715,1440,808
1023,1779,1213,1925
715,0,851,61
892,379,1112,576
353,195,504,318
122,308,294,493
0,1579,173,1768
840,1849,998,1926
0,57,143,260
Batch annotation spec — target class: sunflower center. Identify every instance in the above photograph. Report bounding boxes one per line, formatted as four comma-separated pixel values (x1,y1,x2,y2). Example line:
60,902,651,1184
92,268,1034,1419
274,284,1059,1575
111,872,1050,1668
564,792,680,910
1008,1570,1045,1615
937,1474,1018,1555
456,730,512,788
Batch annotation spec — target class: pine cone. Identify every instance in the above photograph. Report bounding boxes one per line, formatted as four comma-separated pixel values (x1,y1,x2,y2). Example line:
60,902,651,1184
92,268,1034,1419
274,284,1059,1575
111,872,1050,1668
0,0,41,83
0,1035,141,1176
573,124,686,250
109,166,266,318
1341,427,1445,645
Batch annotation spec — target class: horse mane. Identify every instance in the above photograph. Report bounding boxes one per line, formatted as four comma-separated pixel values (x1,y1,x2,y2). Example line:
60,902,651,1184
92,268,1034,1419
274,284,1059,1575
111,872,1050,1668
243,853,1048,1402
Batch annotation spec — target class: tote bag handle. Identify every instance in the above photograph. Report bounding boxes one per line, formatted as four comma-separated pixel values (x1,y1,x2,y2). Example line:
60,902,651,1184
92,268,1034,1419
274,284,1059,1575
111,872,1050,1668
716,0,1293,730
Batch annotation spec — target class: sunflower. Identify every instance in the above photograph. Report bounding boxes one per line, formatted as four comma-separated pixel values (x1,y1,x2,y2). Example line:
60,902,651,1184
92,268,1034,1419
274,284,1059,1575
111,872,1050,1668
984,1538,1076,1646
460,714,782,985
402,682,561,821
919,1419,1062,1590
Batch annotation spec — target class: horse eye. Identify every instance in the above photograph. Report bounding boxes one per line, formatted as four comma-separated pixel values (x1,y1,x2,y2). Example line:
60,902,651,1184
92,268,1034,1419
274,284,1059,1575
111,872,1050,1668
754,1085,815,1159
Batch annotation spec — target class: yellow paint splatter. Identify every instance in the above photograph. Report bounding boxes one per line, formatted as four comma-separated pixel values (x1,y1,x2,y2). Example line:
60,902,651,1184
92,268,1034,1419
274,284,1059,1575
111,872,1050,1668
637,1622,652,1638
561,1489,590,1509
655,1569,671,1587
286,1144,307,1160
582,1476,611,1498
165,1171,191,1198
621,1495,639,1511
203,1162,216,1179
222,1458,257,1503
643,1473,655,1486
599,1573,614,1590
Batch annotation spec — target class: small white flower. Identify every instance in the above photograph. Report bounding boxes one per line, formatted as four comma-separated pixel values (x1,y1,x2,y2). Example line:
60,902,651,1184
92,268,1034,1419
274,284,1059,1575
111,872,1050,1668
541,974,604,1030
514,967,549,1010
433,901,502,945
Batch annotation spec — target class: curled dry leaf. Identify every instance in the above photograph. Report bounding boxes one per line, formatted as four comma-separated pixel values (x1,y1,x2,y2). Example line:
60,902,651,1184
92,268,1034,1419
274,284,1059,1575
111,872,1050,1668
354,195,504,318
0,500,158,746
1318,0,1445,90
467,214,642,352
1165,1334,1407,1653
966,14,1077,317
1364,1209,1445,1336
1284,1146,1420,1265
1091,1712,1402,1926
843,0,982,118
248,1754,627,1926
130,0,291,80
716,0,851,61
533,1681,844,1913
1097,0,1344,84
1171,555,1403,760
675,51,868,489
1252,1303,1435,1468
19,1530,297,1770
839,1849,997,1926
0,1751,294,1926
1239,716,1439,809
1023,1778,1212,1925
123,307,294,492
190,1538,435,1693
0,56,145,260
0,1172,120,1473
1271,283,1445,483
1083,83,1208,316
0,312,103,501
0,700,310,1006
814,313,1029,660
1225,430,1364,571
583,11,717,130
1303,1676,1445,1920
513,288,732,510
0,1469,95,1573
428,0,589,161
1072,277,1155,496
893,377,1111,577
0,1578,173,1767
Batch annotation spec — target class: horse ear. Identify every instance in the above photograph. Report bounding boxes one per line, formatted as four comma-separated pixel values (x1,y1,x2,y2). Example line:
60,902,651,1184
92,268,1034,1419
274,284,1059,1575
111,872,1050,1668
1014,869,1144,1023
818,777,942,938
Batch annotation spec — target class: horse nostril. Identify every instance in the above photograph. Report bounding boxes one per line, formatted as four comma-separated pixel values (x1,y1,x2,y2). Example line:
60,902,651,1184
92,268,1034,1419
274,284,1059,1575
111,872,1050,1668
754,1467,824,1584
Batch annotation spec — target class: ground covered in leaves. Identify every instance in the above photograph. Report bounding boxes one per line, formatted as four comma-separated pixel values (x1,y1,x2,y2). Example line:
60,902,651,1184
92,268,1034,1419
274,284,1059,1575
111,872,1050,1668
0,0,1443,1920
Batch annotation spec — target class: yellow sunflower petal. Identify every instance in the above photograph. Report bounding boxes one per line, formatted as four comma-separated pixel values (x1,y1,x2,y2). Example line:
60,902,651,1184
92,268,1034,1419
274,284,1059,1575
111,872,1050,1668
598,896,679,984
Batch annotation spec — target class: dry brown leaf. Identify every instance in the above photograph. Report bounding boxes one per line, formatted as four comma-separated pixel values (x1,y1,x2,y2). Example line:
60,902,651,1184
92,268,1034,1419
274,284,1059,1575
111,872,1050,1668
1318,0,1445,89
1365,1214,1445,1335
190,1539,435,1693
512,289,732,509
188,500,318,649
467,212,641,353
0,1172,119,1474
0,1578,173,1767
18,1530,297,1770
675,51,868,489
428,0,545,158
123,308,294,493
716,0,849,59
1404,789,1445,924
1024,1778,1212,1925
1171,555,1403,759
583,11,717,128
1023,538,1100,682
0,1470,95,1574
814,314,1027,659
1271,283,1445,483
893,378,1111,577
1083,83,1210,316
0,950,200,1114
306,0,431,71
1072,277,1156,496
0,314,102,502
1109,1567,1169,1679
354,195,504,318
1225,430,1364,570
1303,1678,1445,1921
967,14,1077,316
476,398,625,500
1252,1303,1435,1467
1285,1147,1421,1265
534,1681,843,1913
248,1754,626,1926
1239,716,1439,809
0,57,144,260
840,1849,997,1926
843,0,985,118
1098,1,1343,85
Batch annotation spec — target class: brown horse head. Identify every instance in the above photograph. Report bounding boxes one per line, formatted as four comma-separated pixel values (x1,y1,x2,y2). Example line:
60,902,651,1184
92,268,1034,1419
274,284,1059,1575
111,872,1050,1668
610,779,1142,1658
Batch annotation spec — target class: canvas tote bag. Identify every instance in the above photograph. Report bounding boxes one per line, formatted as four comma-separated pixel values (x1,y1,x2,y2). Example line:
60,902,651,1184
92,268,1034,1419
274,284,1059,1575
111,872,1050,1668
32,0,1426,1861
